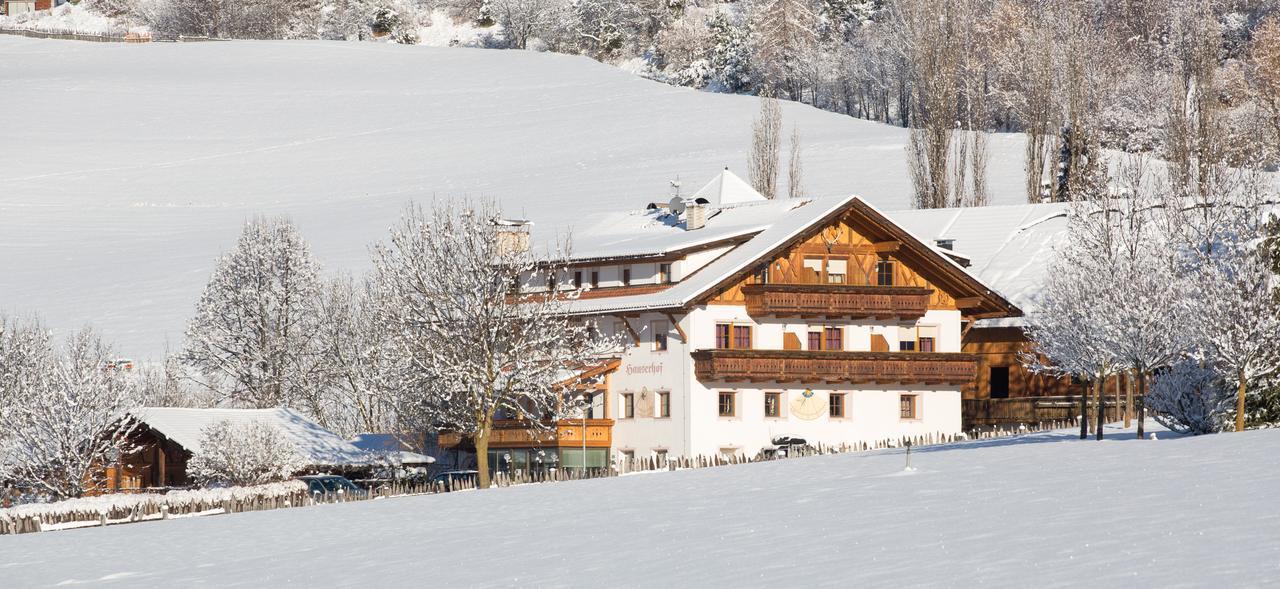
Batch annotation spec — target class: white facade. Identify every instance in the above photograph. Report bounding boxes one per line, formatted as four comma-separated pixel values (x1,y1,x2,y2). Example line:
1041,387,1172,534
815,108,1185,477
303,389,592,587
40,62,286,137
600,305,965,460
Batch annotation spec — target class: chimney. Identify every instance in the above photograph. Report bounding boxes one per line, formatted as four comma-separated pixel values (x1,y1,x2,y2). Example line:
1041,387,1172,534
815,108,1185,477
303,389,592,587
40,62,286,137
686,203,707,230
934,238,955,251
494,219,531,254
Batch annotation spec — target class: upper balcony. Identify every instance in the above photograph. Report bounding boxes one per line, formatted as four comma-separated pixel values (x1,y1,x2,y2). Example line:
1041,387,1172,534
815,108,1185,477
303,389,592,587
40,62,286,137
691,349,977,386
740,283,932,320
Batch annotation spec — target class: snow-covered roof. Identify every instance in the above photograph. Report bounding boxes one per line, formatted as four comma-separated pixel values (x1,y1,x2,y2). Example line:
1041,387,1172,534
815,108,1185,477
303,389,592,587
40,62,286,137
132,407,374,467
690,168,768,207
559,194,812,262
349,433,435,465
888,202,1072,325
558,193,1021,318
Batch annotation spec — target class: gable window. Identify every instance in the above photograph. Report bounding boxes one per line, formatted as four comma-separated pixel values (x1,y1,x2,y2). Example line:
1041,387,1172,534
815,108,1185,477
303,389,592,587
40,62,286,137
590,271,600,289
622,266,632,287
764,392,782,418
802,256,824,284
652,321,668,351
658,263,672,284
718,391,736,417
876,259,895,286
829,393,846,418
622,393,635,419
658,392,671,418
900,394,918,419
826,258,848,284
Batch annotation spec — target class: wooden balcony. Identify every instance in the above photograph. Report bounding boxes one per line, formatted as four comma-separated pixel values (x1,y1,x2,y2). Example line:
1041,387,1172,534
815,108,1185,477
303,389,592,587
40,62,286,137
691,349,977,386
438,419,613,450
741,283,933,320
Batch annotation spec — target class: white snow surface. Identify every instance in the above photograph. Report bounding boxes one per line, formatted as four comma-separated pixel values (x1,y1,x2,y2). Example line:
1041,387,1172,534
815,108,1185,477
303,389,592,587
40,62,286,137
132,407,372,466
2,423,1278,586
0,36,1034,358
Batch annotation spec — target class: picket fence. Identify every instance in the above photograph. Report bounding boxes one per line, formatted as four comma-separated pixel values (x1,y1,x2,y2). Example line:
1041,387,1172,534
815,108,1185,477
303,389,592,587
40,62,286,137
0,418,1074,536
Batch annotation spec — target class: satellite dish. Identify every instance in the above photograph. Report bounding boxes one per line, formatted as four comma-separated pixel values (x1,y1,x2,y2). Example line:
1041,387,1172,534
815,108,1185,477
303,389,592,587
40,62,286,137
669,197,686,216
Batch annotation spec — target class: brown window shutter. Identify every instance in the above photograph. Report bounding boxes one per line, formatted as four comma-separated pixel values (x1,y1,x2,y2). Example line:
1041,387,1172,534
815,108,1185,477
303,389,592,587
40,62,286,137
870,334,889,353
783,332,802,350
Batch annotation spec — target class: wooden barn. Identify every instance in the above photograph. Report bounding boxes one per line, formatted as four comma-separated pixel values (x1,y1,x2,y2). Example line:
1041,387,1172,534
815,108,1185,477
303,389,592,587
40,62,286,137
99,408,375,493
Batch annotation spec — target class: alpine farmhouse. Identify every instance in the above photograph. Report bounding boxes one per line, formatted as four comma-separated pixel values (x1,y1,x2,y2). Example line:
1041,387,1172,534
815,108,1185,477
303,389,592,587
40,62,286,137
441,170,1057,469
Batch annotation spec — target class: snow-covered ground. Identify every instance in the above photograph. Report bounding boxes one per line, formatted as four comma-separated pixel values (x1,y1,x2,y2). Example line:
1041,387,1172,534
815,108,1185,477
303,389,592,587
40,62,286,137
1,423,1277,587
0,36,1033,357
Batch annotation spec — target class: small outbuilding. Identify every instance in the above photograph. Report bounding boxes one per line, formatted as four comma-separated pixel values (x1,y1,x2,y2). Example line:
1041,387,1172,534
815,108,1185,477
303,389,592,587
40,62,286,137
102,407,375,492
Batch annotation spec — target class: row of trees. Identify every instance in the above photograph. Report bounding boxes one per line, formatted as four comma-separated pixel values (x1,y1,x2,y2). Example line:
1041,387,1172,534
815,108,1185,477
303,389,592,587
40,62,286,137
1024,158,1280,436
1,202,614,497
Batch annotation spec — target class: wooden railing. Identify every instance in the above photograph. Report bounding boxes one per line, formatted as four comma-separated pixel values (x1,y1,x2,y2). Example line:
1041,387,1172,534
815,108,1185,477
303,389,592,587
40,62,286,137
438,419,614,449
691,349,977,385
741,283,932,319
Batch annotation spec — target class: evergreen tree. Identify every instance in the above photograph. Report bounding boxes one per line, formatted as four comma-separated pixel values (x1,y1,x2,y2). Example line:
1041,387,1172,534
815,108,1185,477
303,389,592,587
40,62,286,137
706,11,752,93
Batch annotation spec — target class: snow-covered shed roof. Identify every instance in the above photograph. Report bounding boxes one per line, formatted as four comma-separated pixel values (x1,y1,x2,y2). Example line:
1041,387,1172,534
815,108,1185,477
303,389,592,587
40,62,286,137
131,407,374,467
690,168,767,207
888,202,1071,325
348,433,436,465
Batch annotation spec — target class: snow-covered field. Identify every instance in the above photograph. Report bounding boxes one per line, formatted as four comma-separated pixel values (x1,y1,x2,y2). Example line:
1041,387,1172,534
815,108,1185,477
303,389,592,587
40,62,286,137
1,424,1276,587
0,36,1032,357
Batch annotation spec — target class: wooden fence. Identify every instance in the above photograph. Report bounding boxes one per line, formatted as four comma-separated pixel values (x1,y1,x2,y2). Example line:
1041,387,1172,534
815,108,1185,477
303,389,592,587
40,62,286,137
0,419,1077,536
0,27,151,42
964,395,1137,428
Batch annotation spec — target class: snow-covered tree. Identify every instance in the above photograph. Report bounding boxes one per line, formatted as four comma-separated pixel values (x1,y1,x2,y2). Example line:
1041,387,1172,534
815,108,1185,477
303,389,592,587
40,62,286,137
1186,188,1280,432
313,275,405,437
187,420,305,486
182,217,328,410
750,0,818,99
705,10,752,93
370,199,617,489
0,318,140,499
490,0,567,49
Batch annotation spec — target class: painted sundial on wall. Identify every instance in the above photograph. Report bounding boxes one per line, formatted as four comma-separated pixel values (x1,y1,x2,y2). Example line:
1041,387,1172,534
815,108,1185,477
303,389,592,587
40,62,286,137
790,389,825,421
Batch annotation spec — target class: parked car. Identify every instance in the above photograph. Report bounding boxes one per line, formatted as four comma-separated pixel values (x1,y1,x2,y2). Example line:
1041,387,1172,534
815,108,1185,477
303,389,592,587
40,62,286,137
428,470,479,489
299,475,367,498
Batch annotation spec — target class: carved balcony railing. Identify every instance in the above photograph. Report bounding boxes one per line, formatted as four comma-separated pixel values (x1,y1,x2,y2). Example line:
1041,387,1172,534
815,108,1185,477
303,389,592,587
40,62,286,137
691,349,977,386
437,419,614,449
741,284,933,320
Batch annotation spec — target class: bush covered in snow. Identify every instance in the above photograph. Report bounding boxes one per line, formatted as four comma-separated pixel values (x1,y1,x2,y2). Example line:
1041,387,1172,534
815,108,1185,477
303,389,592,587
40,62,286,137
187,420,305,487
1147,360,1236,435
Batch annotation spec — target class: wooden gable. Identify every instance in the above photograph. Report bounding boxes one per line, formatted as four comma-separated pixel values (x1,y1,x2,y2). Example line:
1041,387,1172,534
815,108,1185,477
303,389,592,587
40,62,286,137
700,201,1018,319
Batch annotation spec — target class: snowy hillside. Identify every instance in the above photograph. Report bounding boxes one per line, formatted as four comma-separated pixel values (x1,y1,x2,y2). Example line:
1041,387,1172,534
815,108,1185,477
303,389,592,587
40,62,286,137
0,36,1032,357
2,424,1277,586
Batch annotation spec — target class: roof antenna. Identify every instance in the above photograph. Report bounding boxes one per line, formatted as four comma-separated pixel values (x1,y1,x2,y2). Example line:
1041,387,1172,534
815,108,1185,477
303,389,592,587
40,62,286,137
669,175,682,199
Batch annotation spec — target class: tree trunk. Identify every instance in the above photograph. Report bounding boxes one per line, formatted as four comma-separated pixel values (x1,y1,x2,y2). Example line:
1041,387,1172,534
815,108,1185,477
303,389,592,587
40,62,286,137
1079,383,1088,439
1124,368,1134,428
1136,372,1146,439
1236,367,1248,432
1095,372,1104,441
474,425,492,490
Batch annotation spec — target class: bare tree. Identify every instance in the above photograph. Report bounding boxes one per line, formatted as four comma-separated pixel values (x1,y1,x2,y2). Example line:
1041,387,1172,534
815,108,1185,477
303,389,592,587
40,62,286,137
751,0,818,100
787,124,805,199
490,0,568,49
748,94,783,198
187,420,305,486
315,275,404,437
370,199,617,489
